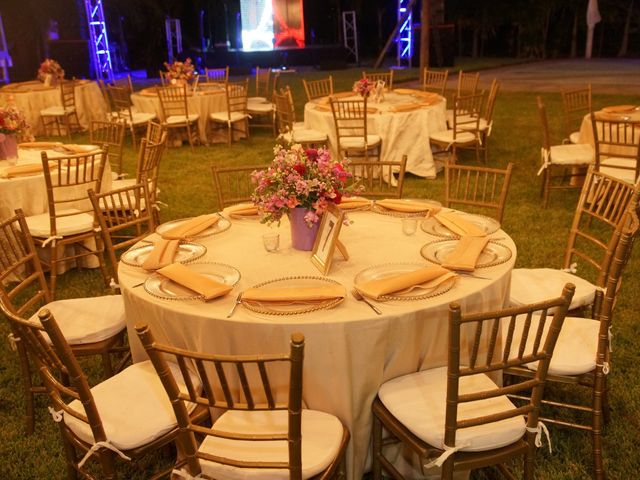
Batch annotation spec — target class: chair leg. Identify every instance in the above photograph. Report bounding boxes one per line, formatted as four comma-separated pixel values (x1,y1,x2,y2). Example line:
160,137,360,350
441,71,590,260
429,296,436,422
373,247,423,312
592,371,606,479
49,243,60,299
186,123,195,151
372,413,383,480
130,125,137,150
14,340,36,434
542,169,551,209
101,352,114,378
65,115,73,141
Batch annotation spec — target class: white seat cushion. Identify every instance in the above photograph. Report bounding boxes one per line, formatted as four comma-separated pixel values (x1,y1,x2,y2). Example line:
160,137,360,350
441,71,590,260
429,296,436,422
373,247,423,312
502,314,599,376
165,113,199,125
339,135,381,150
378,367,525,452
210,111,248,123
41,106,76,116
549,143,594,165
247,102,274,113
292,129,328,144
569,131,581,144
64,361,202,451
510,268,597,311
248,96,268,104
30,295,126,345
197,409,344,480
25,209,94,237
110,178,138,190
429,129,477,144
124,111,156,126
599,157,638,185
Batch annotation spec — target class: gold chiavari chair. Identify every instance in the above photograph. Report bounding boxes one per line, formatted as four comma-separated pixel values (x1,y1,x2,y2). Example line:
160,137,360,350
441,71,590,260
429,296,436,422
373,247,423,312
362,70,394,90
204,66,229,84
346,156,407,199
330,96,382,163
40,79,82,139
591,111,640,185
157,84,200,150
209,79,250,145
89,119,126,179
273,87,328,147
107,84,156,150
210,164,267,210
562,84,592,144
422,68,449,96
303,75,334,101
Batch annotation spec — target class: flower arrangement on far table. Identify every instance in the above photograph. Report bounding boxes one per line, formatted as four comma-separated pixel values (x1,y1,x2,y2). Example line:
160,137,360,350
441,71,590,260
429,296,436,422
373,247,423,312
0,105,29,135
164,58,196,83
252,143,354,227
353,78,375,97
37,58,65,84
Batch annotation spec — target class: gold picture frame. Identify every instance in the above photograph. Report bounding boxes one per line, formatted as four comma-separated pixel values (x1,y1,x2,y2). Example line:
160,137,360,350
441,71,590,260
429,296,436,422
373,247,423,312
311,203,345,275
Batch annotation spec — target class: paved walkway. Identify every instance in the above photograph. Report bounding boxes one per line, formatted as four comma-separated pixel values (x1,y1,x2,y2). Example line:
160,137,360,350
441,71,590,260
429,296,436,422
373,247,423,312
460,58,640,94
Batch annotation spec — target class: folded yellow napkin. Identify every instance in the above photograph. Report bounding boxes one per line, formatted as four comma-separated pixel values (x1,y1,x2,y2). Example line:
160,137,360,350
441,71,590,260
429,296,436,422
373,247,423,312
18,141,63,150
434,211,486,237
377,199,441,214
142,239,180,270
338,196,372,210
242,285,346,303
59,144,101,154
602,105,636,114
331,91,355,99
157,263,233,300
394,88,419,95
161,214,220,240
314,104,331,111
223,203,259,218
391,103,422,112
356,266,456,300
441,236,490,272
0,161,57,179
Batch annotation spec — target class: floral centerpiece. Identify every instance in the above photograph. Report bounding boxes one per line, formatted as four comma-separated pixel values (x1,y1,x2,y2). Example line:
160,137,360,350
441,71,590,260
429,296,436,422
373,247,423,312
164,58,196,83
252,143,353,249
37,58,65,85
0,105,29,160
353,78,375,97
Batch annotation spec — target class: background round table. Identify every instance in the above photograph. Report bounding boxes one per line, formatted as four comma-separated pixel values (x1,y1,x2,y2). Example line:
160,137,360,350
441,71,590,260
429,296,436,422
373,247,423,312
0,80,108,136
304,91,448,179
119,209,517,480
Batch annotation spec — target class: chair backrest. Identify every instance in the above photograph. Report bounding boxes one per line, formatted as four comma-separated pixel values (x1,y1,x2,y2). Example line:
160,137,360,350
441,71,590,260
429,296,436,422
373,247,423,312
456,70,480,96
444,284,575,452
225,79,249,119
136,132,168,208
362,70,394,90
590,113,640,185
204,66,229,84
136,324,305,479
41,148,107,237
564,166,639,287
562,84,591,141
273,87,296,133
330,97,371,146
452,91,485,140
159,70,167,87
211,164,266,209
89,119,126,177
303,75,334,101
422,68,448,96
483,78,500,124
346,156,407,199
0,210,51,316
157,84,190,119
254,66,271,97
89,182,155,284
444,161,514,223
112,74,134,94
145,120,166,145
536,96,553,151
59,79,77,109
107,84,134,120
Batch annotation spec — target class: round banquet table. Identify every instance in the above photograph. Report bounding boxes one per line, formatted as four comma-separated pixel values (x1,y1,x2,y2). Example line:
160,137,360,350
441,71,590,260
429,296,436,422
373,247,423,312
119,208,516,480
131,85,247,144
0,80,108,136
304,90,448,179
579,106,640,150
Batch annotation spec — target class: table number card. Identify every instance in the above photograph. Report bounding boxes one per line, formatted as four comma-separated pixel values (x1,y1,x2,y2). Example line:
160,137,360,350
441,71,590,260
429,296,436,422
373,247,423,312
311,203,348,275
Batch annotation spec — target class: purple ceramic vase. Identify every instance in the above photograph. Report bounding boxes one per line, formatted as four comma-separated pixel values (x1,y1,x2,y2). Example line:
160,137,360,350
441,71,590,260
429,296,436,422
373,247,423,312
289,208,320,251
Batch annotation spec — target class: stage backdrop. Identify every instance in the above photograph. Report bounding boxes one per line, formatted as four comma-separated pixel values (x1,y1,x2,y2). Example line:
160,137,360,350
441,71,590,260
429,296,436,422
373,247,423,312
240,0,304,51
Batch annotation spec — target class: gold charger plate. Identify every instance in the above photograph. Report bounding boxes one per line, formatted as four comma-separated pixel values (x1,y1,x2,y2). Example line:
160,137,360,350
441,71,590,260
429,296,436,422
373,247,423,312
241,276,345,315
420,239,512,269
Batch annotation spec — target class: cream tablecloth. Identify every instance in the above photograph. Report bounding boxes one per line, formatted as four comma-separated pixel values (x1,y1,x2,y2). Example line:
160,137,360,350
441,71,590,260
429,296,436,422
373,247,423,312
0,80,108,136
119,209,516,480
304,90,448,179
131,86,247,144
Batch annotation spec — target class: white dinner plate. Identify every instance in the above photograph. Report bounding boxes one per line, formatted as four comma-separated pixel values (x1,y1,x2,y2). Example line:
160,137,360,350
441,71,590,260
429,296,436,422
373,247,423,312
155,216,231,238
421,212,500,238
420,240,512,269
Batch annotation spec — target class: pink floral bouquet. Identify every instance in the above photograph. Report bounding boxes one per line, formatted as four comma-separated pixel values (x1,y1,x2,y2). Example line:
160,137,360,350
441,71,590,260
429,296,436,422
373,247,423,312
164,58,196,82
0,105,29,134
37,58,65,82
353,78,375,97
251,144,354,226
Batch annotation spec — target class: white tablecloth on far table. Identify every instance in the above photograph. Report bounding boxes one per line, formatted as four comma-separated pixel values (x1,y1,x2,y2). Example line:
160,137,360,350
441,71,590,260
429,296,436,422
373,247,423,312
131,86,247,144
304,91,448,179
0,80,108,136
119,209,516,480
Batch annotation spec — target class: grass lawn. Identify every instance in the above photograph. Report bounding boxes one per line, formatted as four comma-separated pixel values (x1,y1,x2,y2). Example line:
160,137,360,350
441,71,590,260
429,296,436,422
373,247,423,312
0,62,638,479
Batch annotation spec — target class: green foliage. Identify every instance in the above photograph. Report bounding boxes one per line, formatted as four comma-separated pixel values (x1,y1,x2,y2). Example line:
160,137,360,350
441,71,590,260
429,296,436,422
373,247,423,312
1,64,638,479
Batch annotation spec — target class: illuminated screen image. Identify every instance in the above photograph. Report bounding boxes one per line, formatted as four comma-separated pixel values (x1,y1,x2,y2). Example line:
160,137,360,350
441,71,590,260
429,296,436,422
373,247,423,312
240,0,305,51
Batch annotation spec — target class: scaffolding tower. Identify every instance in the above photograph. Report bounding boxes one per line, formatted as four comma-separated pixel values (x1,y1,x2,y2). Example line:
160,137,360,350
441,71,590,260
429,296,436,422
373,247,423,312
0,12,11,83
165,18,183,64
83,0,113,82
342,11,358,64
396,0,413,67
